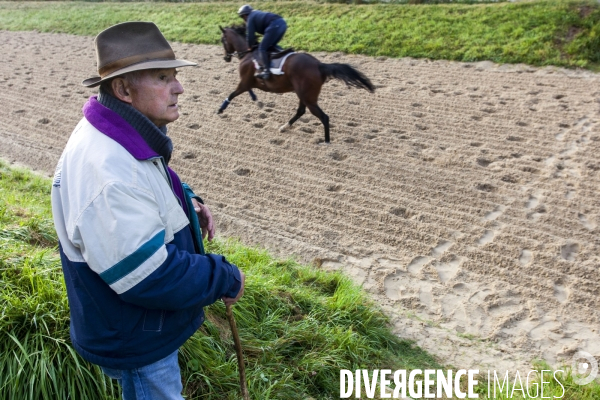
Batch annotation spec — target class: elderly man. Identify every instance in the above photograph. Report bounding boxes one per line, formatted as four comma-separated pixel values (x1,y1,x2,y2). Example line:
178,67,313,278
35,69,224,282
51,22,244,399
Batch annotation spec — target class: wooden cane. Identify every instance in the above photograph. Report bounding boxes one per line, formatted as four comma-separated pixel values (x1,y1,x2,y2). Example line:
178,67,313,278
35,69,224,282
226,303,250,400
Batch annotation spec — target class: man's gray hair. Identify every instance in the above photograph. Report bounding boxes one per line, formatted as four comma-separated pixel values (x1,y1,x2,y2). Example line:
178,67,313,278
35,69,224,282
99,70,145,97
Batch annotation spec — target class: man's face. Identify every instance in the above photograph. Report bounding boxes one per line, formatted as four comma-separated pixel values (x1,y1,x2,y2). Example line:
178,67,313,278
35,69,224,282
128,68,184,127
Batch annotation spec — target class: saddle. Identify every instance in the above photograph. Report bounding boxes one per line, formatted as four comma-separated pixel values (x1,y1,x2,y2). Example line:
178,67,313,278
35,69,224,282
252,47,296,75
270,47,295,60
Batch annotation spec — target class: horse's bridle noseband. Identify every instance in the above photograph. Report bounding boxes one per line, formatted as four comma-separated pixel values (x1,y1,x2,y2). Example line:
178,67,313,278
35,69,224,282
226,49,251,60
222,28,255,62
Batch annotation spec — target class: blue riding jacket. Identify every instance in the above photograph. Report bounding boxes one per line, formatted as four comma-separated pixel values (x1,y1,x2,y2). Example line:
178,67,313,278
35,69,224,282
246,10,283,48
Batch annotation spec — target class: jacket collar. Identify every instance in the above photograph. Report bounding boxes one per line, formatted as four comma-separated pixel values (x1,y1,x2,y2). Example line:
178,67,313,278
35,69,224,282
82,96,159,161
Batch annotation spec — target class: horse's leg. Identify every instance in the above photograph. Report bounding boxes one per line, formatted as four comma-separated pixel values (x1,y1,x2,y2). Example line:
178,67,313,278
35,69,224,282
249,89,264,109
279,101,306,132
217,89,240,114
287,61,329,142
217,83,252,114
306,103,330,143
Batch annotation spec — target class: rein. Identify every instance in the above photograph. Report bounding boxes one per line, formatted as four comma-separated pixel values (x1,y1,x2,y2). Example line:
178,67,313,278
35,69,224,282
228,49,251,59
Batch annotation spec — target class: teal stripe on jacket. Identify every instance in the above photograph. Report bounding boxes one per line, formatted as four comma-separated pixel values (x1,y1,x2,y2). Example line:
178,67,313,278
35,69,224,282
100,230,165,285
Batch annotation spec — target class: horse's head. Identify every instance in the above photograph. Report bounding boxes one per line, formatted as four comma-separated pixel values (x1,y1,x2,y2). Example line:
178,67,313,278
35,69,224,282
219,26,235,62
219,24,248,62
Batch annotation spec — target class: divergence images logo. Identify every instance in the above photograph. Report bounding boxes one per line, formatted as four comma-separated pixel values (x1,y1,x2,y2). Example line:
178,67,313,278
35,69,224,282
572,351,598,386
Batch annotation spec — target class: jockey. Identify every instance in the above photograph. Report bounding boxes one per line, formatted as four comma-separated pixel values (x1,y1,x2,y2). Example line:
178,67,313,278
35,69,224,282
238,4,287,80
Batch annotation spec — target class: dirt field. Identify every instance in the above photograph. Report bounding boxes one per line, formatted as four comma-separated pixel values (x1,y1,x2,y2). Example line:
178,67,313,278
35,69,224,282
1,30,599,373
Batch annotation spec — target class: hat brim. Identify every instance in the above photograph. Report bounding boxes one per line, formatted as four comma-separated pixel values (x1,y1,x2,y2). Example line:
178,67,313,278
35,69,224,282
82,59,197,87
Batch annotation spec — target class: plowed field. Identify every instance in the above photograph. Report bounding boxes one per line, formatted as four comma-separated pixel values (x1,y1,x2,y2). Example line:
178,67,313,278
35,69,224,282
1,30,599,373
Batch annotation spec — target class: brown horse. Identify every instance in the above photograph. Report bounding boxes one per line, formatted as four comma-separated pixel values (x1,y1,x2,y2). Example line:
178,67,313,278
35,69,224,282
218,25,374,143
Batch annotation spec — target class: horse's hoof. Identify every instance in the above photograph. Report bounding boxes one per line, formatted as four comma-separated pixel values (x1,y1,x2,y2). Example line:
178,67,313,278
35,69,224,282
216,109,223,115
279,123,291,133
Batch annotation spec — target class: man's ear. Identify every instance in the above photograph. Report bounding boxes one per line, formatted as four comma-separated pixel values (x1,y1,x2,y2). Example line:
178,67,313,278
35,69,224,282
111,77,133,104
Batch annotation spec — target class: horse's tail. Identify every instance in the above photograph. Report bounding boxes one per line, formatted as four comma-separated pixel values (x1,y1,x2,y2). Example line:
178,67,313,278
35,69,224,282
318,63,375,93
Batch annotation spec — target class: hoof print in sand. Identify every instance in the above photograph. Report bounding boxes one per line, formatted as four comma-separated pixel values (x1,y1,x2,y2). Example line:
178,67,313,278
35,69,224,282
477,158,492,167
484,205,506,221
233,168,251,177
522,166,539,174
181,151,196,159
475,183,496,192
407,256,431,275
389,207,415,219
269,138,285,145
501,174,519,183
578,213,596,230
329,151,347,161
519,249,532,266
435,256,464,284
477,230,495,246
553,282,570,304
431,240,453,258
527,205,546,220
560,243,579,261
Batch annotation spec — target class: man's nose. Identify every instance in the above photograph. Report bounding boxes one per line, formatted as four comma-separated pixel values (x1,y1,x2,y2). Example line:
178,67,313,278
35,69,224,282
173,79,184,94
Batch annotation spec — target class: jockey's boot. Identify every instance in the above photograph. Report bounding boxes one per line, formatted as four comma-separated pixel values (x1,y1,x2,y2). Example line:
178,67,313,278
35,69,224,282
256,51,271,80
256,68,271,80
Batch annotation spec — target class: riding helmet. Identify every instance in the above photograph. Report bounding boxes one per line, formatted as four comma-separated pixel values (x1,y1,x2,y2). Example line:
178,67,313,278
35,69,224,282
238,4,253,16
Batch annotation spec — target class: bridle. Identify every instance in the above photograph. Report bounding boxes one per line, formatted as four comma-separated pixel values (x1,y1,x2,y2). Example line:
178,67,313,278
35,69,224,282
222,31,252,61
225,49,251,60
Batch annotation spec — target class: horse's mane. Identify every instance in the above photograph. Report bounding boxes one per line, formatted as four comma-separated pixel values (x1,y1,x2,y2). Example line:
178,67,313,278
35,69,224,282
225,24,246,36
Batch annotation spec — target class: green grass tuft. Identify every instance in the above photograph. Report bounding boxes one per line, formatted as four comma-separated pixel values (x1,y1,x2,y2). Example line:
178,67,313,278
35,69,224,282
0,164,120,400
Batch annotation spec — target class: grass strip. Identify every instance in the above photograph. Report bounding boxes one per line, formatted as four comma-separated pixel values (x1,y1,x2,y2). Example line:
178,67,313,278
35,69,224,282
0,0,598,69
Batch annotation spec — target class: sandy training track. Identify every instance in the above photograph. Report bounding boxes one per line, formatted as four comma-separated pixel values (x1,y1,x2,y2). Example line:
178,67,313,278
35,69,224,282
1,30,599,373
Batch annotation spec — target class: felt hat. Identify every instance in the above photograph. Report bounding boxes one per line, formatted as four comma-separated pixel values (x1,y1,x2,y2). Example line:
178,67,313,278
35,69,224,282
82,21,196,87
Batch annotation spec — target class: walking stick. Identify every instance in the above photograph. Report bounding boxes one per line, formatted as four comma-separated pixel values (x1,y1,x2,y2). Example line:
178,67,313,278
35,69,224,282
226,304,250,400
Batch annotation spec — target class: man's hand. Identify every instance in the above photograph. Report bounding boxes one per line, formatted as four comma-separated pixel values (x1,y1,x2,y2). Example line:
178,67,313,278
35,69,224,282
191,198,215,241
222,271,245,306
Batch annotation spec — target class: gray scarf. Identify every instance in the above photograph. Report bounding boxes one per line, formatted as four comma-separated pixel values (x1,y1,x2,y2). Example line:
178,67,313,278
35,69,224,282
98,87,173,164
